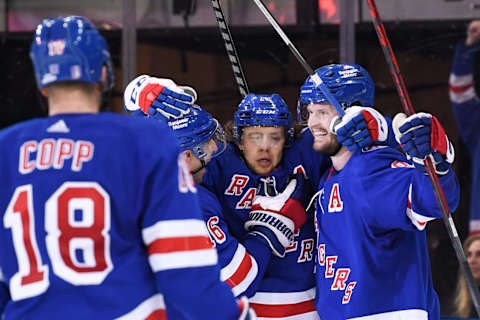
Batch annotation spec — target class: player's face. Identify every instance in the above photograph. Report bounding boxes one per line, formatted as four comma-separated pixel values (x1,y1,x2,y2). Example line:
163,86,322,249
467,239,480,281
307,103,341,155
239,126,285,175
191,138,219,183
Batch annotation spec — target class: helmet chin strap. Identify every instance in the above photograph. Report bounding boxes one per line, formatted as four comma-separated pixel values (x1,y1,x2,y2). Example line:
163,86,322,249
191,158,207,175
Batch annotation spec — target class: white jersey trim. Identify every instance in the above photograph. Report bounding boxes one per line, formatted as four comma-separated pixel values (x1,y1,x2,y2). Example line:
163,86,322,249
470,220,480,234
406,184,435,231
449,86,476,104
115,293,165,320
221,244,259,297
0,267,4,282
149,248,218,272
251,287,316,305
449,73,473,87
347,309,427,320
257,311,320,320
449,74,477,104
142,219,208,245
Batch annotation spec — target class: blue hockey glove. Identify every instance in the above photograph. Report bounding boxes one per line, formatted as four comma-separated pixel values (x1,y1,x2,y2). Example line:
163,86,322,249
331,106,389,151
393,112,455,175
237,296,257,320
245,174,307,257
124,75,197,119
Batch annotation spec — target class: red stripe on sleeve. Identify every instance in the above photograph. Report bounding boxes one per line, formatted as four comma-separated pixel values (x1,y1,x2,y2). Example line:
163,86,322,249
148,236,213,255
251,300,316,317
226,252,253,288
449,83,474,94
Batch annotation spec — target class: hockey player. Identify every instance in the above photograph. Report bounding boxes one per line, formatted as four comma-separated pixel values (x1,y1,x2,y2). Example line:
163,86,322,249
449,20,480,236
0,16,254,320
299,63,460,319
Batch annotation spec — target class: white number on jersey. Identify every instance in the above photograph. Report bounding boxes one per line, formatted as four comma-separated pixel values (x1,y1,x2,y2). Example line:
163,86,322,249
4,182,113,301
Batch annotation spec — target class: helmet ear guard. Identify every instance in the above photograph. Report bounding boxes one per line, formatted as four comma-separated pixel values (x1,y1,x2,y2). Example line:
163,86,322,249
233,93,294,147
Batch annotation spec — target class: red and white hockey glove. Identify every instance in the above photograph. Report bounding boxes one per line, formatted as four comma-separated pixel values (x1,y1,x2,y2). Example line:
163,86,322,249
393,112,455,175
244,174,307,257
331,106,389,151
124,75,197,119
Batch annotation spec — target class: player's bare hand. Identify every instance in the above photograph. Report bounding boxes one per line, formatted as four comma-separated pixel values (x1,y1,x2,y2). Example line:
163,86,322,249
466,20,480,46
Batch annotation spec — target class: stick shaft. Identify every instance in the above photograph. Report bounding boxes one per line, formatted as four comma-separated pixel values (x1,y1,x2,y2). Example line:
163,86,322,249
211,0,249,97
251,0,344,116
366,0,480,315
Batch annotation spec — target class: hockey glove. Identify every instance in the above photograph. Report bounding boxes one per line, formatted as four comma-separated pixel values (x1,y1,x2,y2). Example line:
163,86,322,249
124,75,197,119
393,112,455,175
244,174,308,257
330,106,389,151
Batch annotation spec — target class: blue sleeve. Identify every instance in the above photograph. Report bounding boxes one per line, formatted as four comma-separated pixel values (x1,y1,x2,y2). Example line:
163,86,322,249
139,132,240,320
449,41,480,149
200,187,272,298
362,151,459,232
409,168,460,219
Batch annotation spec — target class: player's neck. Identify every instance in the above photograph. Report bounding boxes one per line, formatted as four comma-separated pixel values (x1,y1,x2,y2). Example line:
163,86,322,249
47,90,100,116
330,146,352,171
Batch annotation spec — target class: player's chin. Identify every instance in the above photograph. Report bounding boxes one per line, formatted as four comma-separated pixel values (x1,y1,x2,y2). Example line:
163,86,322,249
313,140,340,155
252,164,273,175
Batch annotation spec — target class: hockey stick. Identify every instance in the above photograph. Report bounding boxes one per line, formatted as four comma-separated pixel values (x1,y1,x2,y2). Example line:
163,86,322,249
250,0,345,117
210,0,249,98
366,0,480,315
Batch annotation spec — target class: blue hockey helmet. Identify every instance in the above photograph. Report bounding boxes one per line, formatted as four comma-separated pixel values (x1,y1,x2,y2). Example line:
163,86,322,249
297,64,374,124
165,105,226,161
30,16,114,91
233,93,293,145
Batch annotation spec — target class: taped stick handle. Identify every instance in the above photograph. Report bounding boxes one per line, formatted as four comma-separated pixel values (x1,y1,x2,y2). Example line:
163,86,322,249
251,0,345,117
366,0,480,316
211,0,249,98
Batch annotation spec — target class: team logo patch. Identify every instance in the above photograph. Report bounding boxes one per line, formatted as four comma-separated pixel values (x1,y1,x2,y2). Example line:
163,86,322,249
49,64,59,75
70,65,82,80
47,39,66,56
391,160,414,169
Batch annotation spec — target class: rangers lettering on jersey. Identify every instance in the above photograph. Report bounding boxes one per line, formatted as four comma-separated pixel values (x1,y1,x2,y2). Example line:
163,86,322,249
225,175,249,196
318,243,357,304
297,239,314,263
235,188,256,209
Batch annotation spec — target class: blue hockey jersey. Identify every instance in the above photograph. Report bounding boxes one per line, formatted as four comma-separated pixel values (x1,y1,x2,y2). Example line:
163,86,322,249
449,41,480,235
203,129,330,319
0,113,241,319
314,146,460,320
198,184,274,298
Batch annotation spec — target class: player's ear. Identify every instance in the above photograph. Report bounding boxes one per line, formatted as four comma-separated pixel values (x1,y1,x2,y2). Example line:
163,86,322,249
96,66,108,92
41,88,49,97
101,66,107,83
